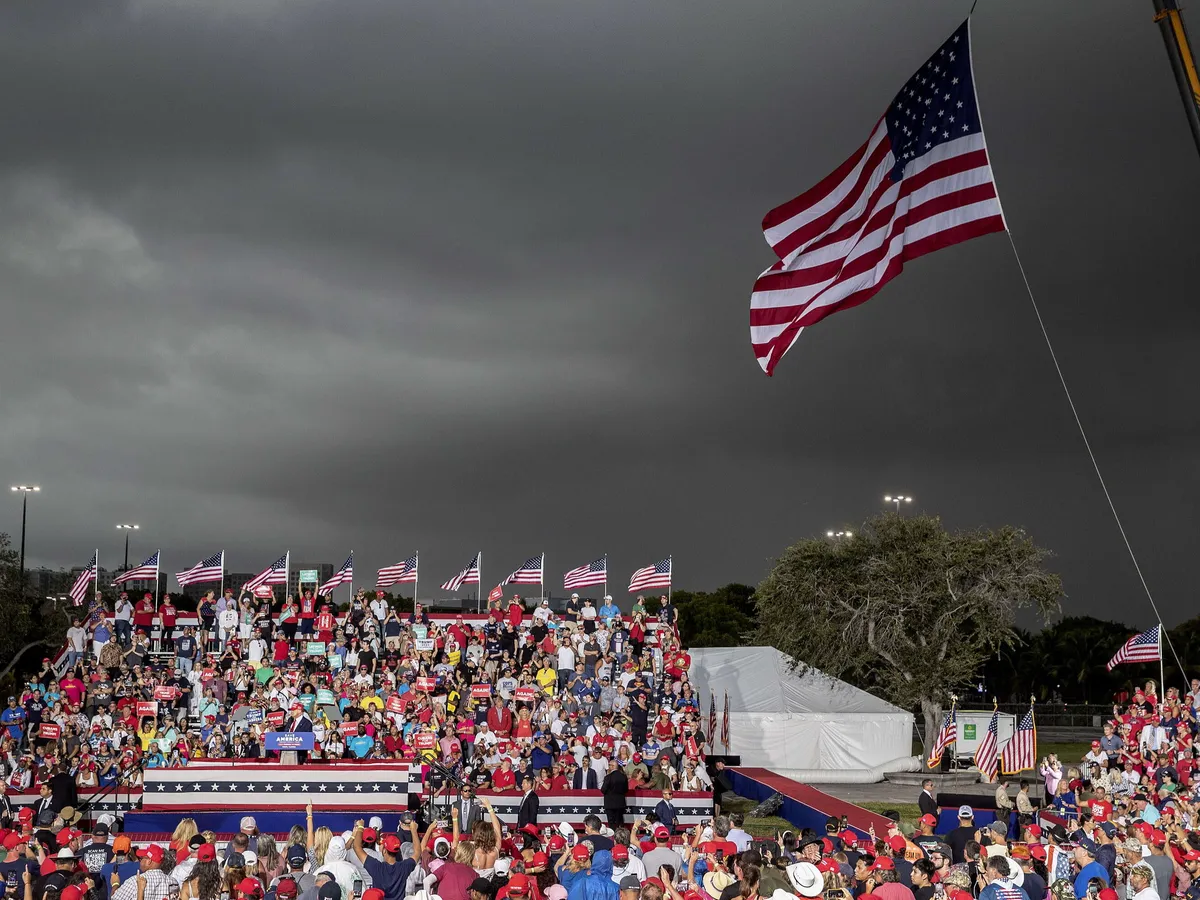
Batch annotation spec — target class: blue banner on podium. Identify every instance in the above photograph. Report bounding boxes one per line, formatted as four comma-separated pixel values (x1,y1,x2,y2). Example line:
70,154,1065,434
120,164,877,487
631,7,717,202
265,731,315,751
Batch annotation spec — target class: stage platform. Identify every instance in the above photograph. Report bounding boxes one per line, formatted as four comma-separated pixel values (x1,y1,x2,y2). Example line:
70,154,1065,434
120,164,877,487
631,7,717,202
727,767,895,838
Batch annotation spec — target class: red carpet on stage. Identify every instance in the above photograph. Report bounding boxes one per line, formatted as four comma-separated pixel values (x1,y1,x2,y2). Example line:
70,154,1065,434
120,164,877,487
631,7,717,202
730,768,895,837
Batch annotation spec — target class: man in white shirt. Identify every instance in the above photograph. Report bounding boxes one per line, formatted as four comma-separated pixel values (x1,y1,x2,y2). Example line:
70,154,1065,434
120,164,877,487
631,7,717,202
726,813,753,852
247,630,267,664
66,619,88,667
533,600,553,625
557,640,576,691
1128,863,1158,900
369,593,389,621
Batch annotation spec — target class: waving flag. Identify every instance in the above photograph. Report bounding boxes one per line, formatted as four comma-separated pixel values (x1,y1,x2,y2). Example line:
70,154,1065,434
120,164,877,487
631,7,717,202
564,556,607,590
1106,626,1162,670
441,553,480,591
378,553,418,587
176,552,224,587
502,554,543,586
628,558,671,592
115,551,160,584
975,706,999,782
244,553,289,593
720,691,731,752
1000,702,1036,774
318,553,354,596
927,704,957,768
69,553,97,606
749,19,1005,375
708,694,718,750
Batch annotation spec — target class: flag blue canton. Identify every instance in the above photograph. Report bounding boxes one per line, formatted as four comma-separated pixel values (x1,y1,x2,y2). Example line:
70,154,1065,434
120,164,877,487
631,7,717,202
885,20,981,180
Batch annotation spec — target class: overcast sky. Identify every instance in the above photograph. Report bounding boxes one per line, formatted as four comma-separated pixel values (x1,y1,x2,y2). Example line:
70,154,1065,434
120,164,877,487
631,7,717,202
2,0,1198,624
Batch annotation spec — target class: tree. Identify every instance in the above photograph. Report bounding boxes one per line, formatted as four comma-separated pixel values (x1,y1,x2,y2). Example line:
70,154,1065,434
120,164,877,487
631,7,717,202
0,532,58,686
670,584,756,647
752,513,1062,767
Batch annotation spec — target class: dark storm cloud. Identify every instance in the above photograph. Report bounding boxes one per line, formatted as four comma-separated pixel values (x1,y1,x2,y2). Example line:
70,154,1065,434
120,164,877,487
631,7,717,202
2,0,1198,624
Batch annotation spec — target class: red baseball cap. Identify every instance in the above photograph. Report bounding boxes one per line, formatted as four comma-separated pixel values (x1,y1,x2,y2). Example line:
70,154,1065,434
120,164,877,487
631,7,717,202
507,875,531,896
886,835,907,852
873,858,896,871
548,835,566,851
1183,849,1200,862
1029,845,1047,862
571,844,591,861
1151,830,1167,845
363,891,385,900
839,829,858,844
381,834,403,853
1026,825,1042,837
611,845,629,861
138,845,165,862
817,859,839,874
276,880,300,900
531,852,550,868
918,814,937,826
61,888,84,900
522,824,541,838
653,825,670,840
236,877,263,898
362,827,378,843
196,844,217,863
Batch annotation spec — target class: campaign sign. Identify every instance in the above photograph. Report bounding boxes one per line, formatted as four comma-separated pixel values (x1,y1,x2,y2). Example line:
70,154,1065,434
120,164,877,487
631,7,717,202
471,683,492,699
306,642,327,656
386,694,405,714
339,721,360,737
244,708,264,724
38,723,61,740
413,732,437,750
415,676,436,692
514,686,537,703
414,638,435,652
267,709,287,728
153,686,178,701
136,701,159,718
265,731,315,751
316,689,336,707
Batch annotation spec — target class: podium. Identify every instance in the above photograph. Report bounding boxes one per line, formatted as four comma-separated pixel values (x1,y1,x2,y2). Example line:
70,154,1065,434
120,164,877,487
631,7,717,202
280,750,300,765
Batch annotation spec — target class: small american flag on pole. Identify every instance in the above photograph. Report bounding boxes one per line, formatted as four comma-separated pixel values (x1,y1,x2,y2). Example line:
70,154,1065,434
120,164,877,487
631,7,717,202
244,553,289,593
502,554,543,586
114,551,160,584
69,554,97,606
708,694,718,751
564,556,607,590
441,553,480,591
927,703,957,768
628,558,671,592
720,690,731,752
176,552,224,587
749,19,1005,375
1106,625,1162,670
378,553,418,587
974,706,1000,782
1000,702,1036,774
318,553,354,596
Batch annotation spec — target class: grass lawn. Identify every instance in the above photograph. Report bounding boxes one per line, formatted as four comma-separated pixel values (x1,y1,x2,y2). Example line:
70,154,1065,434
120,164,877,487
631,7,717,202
722,795,795,837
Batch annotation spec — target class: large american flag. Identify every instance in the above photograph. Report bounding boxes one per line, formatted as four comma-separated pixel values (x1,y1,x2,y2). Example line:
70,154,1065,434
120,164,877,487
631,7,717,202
244,553,289,593
628,557,671,592
975,707,1000,782
564,556,607,590
927,705,957,768
114,551,160,584
749,19,1005,375
502,554,543,586
1107,626,1162,670
69,553,97,606
176,552,224,587
377,553,418,587
440,552,480,591
318,553,354,596
1000,703,1036,774
142,762,423,811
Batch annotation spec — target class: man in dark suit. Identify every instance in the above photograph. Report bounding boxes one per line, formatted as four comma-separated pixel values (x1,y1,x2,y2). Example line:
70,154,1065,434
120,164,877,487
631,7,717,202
286,703,314,763
456,784,483,832
29,783,55,823
48,765,77,814
569,761,598,790
601,758,628,829
918,778,938,818
516,774,540,829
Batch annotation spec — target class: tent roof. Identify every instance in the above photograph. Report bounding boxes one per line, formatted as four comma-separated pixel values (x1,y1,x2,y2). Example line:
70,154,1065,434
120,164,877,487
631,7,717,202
689,646,907,715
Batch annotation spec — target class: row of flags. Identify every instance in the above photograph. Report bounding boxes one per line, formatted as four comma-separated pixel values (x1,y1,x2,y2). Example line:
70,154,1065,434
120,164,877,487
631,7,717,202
927,700,1036,780
708,692,731,753
69,549,674,598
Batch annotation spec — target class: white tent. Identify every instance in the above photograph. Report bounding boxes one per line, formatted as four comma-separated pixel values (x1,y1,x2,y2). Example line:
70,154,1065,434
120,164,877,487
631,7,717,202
690,646,914,772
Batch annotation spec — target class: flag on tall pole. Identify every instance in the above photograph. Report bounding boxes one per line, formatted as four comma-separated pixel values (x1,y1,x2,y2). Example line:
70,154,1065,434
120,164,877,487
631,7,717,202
502,554,544,586
1106,626,1162,670
319,553,354,597
1000,700,1037,774
564,556,607,590
114,552,160,584
720,691,731,752
748,19,1005,376
708,694,718,751
628,558,672,592
377,553,418,587
440,553,481,592
975,703,1000,782
176,552,224,587
69,553,97,606
927,700,958,769
244,553,289,593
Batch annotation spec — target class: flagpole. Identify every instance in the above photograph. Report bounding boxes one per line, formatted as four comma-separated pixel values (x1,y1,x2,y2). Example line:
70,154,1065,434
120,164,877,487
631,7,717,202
540,553,545,603
668,555,672,603
285,551,290,604
154,550,161,611
413,552,419,608
220,551,225,597
477,551,482,614
95,548,100,604
1160,623,1166,696
603,554,607,598
349,551,354,606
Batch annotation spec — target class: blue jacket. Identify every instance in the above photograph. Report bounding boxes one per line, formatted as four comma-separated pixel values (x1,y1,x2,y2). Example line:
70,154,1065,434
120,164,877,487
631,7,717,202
558,851,618,900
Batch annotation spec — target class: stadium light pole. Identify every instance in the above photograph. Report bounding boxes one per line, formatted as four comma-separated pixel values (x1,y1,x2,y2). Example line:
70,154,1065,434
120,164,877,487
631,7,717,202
115,524,139,570
884,494,913,513
826,530,853,539
11,486,40,601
